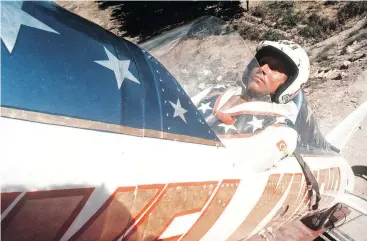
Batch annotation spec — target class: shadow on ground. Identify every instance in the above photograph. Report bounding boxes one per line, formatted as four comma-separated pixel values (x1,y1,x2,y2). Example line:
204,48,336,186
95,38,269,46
352,165,367,181
97,1,245,43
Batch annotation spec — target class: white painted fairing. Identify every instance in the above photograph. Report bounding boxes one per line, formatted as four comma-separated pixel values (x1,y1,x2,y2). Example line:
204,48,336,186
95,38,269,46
327,101,367,151
1,115,297,191
1,117,230,191
1,114,352,241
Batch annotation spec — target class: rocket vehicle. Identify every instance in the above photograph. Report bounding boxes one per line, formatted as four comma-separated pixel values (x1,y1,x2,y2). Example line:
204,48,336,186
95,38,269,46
1,2,367,241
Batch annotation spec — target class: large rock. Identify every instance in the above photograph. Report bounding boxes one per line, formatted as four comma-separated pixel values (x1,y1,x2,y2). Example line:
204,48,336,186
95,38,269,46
346,45,355,54
340,60,351,69
332,73,343,80
348,53,366,62
324,69,342,80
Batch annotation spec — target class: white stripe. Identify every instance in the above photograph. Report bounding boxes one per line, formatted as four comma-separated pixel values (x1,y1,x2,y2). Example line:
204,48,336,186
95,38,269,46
271,177,305,230
201,173,269,241
159,212,202,239
1,192,26,221
60,185,115,241
249,174,294,237
177,180,222,241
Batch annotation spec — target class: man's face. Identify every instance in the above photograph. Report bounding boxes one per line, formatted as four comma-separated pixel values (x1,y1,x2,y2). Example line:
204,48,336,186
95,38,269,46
247,56,288,95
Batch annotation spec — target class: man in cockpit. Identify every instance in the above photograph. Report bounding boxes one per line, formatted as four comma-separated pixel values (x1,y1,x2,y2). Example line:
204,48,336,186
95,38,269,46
210,40,310,128
193,39,310,171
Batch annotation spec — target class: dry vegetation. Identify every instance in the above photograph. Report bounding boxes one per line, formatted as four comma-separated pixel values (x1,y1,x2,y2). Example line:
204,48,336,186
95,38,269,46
232,1,367,44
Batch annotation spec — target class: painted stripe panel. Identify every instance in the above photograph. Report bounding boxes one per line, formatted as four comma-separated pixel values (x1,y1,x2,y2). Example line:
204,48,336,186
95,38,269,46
227,174,291,241
180,180,240,241
330,168,338,192
1,188,93,241
71,185,163,241
322,168,336,209
125,182,217,241
335,167,341,191
318,168,329,208
273,175,307,230
267,174,303,230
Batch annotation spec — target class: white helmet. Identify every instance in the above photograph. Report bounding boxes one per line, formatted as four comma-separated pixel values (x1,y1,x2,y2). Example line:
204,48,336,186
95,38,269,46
255,40,310,104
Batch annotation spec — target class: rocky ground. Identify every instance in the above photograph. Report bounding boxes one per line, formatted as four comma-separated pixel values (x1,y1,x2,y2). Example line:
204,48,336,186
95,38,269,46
304,19,367,199
55,1,367,198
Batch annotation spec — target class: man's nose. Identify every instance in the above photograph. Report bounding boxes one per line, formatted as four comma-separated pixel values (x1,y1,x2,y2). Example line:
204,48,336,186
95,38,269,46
260,64,270,75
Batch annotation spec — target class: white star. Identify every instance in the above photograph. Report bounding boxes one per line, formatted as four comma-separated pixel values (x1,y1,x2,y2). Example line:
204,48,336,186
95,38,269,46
218,123,237,134
275,116,287,124
1,1,59,53
248,116,264,133
95,47,140,89
169,98,188,123
198,102,213,114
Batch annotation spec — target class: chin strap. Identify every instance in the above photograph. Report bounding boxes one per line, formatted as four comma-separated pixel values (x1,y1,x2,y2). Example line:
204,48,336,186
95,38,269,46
293,151,321,211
